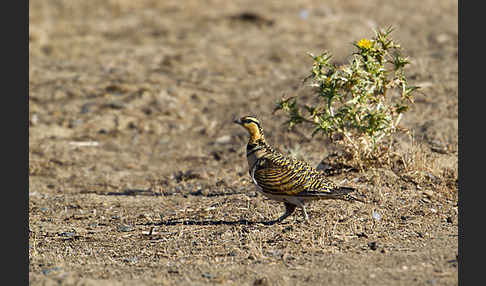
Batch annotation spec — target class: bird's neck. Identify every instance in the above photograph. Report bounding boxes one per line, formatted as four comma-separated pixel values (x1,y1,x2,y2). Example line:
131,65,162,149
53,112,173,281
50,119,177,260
247,138,267,152
247,126,265,144
249,135,265,145
246,138,267,171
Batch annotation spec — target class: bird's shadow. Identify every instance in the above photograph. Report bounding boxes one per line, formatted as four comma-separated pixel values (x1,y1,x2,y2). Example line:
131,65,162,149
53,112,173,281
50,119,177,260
153,218,280,226
104,188,249,198
104,189,286,226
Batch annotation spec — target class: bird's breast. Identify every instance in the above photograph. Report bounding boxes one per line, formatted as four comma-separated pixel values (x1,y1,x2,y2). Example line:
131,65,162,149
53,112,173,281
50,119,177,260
246,149,266,171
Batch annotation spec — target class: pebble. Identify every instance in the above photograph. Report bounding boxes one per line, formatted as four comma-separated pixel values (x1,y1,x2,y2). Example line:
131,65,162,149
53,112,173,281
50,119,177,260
436,33,449,44
372,210,381,221
202,272,215,279
254,277,270,286
58,231,76,237
423,190,434,199
368,241,378,250
88,223,98,228
31,114,39,125
215,135,231,144
41,267,61,275
123,257,137,263
299,9,309,19
118,225,134,232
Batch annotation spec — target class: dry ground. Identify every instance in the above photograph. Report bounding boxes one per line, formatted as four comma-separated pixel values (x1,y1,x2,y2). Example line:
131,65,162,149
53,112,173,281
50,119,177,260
29,1,458,285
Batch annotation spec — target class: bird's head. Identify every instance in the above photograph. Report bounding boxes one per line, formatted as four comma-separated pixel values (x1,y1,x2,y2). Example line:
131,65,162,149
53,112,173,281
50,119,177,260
234,116,265,143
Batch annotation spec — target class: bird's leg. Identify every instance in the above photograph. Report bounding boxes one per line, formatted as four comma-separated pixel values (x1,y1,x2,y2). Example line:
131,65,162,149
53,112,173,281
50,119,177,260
267,202,296,224
279,202,296,222
301,204,310,222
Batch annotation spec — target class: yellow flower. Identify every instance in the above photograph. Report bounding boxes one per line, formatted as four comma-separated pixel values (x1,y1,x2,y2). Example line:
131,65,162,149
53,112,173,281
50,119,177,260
357,38,373,50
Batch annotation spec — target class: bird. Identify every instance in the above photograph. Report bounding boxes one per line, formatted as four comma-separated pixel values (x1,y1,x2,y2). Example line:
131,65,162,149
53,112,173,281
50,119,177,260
234,115,364,224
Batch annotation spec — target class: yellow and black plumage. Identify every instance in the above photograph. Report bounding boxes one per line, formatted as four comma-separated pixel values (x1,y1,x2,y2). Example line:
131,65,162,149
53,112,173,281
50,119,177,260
234,115,364,223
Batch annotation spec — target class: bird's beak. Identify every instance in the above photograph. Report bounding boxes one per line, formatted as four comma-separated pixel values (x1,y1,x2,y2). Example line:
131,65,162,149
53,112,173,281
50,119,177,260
233,119,242,125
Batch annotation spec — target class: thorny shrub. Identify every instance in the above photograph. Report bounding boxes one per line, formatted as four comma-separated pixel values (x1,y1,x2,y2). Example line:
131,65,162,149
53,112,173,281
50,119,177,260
275,27,419,168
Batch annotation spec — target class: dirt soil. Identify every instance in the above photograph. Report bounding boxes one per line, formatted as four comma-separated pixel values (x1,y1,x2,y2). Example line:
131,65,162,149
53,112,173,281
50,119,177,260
29,1,458,285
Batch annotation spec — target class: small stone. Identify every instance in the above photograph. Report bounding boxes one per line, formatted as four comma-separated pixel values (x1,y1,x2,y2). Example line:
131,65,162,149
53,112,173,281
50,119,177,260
356,232,368,238
81,103,94,114
123,257,137,263
202,272,214,279
423,190,434,199
58,231,76,237
104,101,124,109
138,213,151,220
118,225,134,232
31,114,39,125
372,210,381,221
436,33,449,44
253,277,269,286
41,267,61,275
299,9,309,19
368,241,378,250
215,135,231,144
88,222,98,228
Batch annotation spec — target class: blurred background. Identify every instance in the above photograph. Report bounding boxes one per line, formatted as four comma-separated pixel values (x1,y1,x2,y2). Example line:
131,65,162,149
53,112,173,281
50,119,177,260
29,0,458,176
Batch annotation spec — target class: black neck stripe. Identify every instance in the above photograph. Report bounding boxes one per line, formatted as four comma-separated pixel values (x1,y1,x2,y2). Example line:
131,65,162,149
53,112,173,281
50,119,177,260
247,144,264,156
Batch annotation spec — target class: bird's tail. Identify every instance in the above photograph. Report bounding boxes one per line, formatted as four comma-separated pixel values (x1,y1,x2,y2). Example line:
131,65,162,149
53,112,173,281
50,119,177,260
303,186,366,202
336,187,366,203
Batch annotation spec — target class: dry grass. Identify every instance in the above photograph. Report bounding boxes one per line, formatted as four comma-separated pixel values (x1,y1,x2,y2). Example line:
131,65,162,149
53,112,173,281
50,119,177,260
29,0,457,285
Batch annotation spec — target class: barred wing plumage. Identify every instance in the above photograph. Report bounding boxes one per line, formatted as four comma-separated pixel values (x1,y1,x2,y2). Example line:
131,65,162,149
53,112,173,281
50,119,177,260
252,152,342,197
